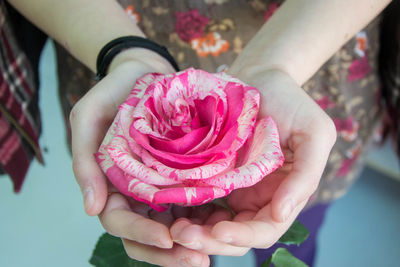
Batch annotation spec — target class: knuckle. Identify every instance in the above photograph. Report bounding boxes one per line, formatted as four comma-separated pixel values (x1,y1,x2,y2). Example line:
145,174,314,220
122,239,146,262
99,217,118,237
128,217,165,245
125,249,144,262
324,117,337,145
71,156,80,171
232,248,250,257
69,103,81,124
317,115,337,143
69,99,89,126
255,224,280,249
144,229,165,245
257,240,274,249
175,251,205,267
106,228,119,238
71,156,84,178
309,179,320,195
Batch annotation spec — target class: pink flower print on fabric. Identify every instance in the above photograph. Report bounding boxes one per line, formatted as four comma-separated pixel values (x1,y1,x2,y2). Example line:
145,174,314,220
347,55,371,82
315,96,335,110
175,9,209,43
337,141,362,177
125,5,140,24
96,68,284,211
191,32,230,57
345,141,362,158
264,1,279,22
204,0,229,5
354,31,367,58
333,117,360,142
337,157,358,177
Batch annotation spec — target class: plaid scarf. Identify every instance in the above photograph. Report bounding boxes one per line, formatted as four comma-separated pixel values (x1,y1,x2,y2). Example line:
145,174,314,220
0,2,43,192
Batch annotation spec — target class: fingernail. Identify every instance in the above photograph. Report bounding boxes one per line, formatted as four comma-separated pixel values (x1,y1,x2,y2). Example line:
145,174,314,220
175,240,203,250
280,198,294,222
217,235,233,244
158,240,173,249
83,187,94,213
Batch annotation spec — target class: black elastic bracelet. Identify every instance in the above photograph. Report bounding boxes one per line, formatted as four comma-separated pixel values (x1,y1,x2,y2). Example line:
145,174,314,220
95,36,180,80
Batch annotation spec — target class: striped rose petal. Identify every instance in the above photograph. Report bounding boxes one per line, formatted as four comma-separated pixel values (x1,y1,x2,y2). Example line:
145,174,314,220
203,117,284,189
96,68,284,208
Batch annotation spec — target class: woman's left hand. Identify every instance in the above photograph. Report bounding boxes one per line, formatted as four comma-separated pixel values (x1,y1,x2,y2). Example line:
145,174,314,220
169,69,336,256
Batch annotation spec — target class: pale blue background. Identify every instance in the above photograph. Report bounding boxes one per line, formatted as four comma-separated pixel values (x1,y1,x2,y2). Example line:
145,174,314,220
0,41,399,267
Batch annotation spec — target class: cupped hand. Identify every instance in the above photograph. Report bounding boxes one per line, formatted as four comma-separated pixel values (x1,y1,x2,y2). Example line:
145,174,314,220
170,69,337,256
70,51,210,266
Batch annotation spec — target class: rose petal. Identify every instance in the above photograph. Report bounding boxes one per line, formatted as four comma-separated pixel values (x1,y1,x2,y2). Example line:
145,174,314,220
216,86,260,153
94,116,168,212
140,149,237,180
165,69,228,108
144,95,169,134
106,135,180,186
213,82,244,142
130,125,213,166
97,68,285,209
129,72,261,168
149,125,210,154
120,72,165,112
153,186,231,206
187,95,225,154
203,117,284,190
96,153,167,212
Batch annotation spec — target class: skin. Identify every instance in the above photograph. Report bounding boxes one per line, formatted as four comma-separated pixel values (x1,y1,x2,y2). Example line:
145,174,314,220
7,0,391,266
170,0,390,257
170,69,336,257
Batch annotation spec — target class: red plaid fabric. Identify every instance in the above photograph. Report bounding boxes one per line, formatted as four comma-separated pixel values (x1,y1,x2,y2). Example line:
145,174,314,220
0,2,42,192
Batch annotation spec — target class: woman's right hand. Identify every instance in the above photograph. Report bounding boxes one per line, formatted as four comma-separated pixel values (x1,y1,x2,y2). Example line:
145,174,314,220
70,50,210,267
169,68,337,257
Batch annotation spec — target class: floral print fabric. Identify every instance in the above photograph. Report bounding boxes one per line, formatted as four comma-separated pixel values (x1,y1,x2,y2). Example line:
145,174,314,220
55,0,382,207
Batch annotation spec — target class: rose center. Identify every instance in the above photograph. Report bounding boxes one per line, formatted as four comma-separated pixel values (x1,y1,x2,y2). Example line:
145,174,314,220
171,98,192,132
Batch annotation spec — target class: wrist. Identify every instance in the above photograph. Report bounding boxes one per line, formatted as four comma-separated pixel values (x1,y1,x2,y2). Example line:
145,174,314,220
228,65,296,89
108,47,176,76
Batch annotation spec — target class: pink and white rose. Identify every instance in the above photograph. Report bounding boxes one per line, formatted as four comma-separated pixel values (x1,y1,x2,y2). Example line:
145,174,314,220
96,68,284,211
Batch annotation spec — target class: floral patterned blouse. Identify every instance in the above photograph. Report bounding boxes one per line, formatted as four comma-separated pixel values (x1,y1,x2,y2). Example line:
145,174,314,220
55,0,382,208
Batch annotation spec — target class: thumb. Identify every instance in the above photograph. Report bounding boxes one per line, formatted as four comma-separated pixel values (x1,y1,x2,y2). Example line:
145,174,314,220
72,151,108,216
70,101,110,216
271,122,336,222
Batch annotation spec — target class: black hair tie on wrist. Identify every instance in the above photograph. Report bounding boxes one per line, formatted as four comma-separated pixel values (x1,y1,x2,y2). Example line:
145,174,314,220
95,36,180,81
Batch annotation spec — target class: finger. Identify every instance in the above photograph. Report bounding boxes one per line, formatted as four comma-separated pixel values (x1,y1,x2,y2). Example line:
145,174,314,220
99,193,173,249
231,210,256,222
211,200,307,249
171,219,249,256
272,120,336,222
70,95,115,216
123,239,210,267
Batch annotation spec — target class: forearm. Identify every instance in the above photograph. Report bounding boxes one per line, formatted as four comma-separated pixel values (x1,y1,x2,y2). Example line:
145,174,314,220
7,0,168,73
230,0,391,85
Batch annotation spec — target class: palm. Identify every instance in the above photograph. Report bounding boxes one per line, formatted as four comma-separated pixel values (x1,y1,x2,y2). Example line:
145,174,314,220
169,70,336,255
209,69,328,222
227,156,292,216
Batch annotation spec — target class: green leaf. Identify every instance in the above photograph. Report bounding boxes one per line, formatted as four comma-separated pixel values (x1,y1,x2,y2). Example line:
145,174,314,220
278,220,310,246
262,248,309,267
260,256,272,267
90,233,159,267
